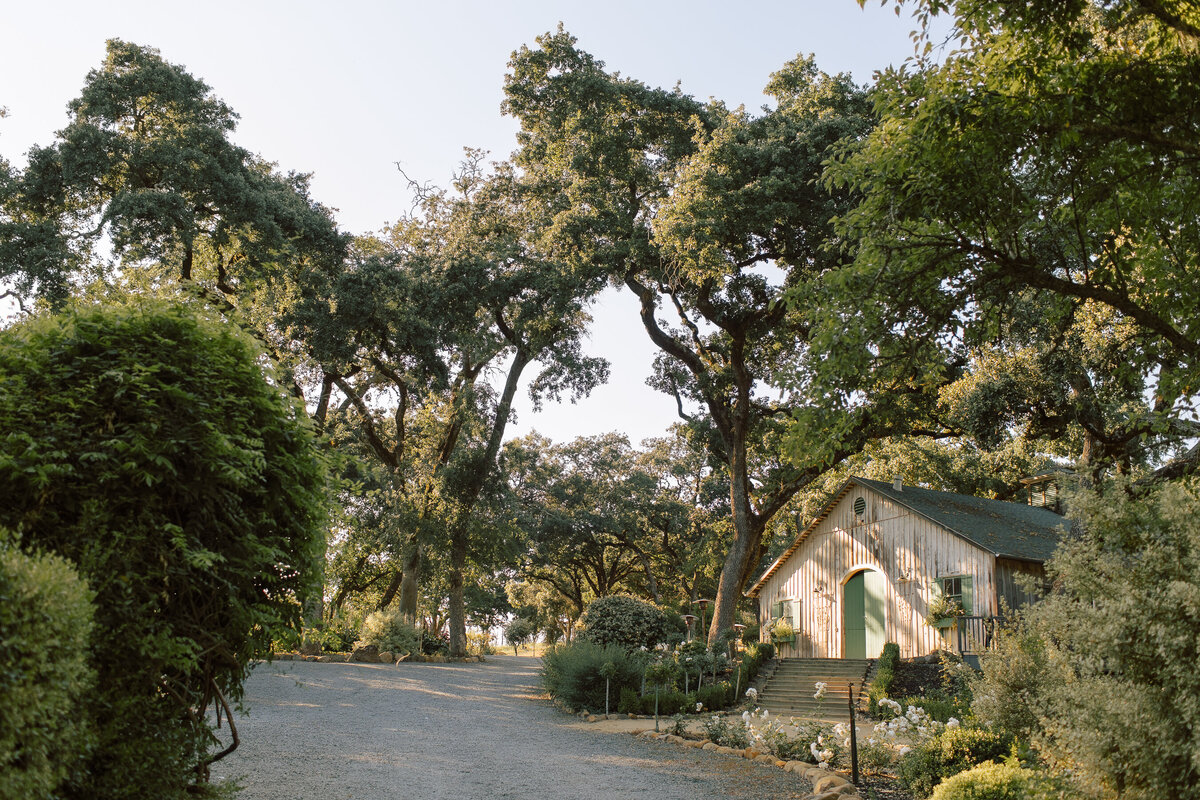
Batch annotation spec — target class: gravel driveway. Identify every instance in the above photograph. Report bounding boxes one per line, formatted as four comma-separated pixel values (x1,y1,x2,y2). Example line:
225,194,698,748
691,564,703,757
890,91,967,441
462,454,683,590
220,655,812,799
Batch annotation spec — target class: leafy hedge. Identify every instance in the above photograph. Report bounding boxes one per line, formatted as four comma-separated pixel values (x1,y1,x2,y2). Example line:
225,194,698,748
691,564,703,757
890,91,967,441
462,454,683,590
540,639,647,711
0,303,328,799
0,536,94,800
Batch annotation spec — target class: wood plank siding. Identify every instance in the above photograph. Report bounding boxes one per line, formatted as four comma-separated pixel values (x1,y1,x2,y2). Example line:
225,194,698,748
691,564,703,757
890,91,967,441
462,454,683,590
757,486,996,659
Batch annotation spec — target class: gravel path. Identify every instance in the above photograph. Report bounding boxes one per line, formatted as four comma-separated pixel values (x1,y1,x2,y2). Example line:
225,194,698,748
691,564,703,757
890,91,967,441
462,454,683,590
220,655,814,799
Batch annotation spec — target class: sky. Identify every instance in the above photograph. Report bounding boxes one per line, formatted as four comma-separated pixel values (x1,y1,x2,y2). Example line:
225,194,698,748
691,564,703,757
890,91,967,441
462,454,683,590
2,0,935,446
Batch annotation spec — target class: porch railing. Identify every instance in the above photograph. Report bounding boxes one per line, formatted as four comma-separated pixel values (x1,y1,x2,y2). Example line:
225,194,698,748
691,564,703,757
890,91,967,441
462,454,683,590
952,615,1003,668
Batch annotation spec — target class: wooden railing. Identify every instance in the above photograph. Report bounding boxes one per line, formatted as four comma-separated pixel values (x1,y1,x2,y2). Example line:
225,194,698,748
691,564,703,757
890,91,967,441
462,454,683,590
952,615,1002,668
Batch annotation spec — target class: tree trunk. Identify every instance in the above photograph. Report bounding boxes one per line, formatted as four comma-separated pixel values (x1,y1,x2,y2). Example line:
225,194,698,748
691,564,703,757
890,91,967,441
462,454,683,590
398,533,420,623
445,348,530,657
447,523,469,656
377,568,404,611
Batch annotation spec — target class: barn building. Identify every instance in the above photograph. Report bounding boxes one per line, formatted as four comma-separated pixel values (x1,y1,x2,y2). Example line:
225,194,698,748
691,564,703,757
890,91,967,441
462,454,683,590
746,476,1068,660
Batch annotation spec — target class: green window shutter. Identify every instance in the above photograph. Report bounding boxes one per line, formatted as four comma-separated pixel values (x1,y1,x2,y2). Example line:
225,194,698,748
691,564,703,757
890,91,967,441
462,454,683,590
771,600,784,619
961,576,973,615
789,600,801,627
931,578,943,601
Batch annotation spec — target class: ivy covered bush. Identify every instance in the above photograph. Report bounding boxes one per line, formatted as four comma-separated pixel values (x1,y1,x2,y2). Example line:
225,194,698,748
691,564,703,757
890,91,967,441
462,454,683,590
0,303,328,799
578,594,670,650
0,535,94,800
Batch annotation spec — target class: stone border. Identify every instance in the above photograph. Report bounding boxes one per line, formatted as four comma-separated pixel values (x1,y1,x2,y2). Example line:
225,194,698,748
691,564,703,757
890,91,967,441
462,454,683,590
632,729,862,800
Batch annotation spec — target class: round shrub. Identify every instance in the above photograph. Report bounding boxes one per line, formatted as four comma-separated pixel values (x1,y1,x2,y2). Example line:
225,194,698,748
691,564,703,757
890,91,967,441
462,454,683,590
578,595,669,650
0,303,328,799
356,609,420,655
0,536,94,800
930,761,1061,800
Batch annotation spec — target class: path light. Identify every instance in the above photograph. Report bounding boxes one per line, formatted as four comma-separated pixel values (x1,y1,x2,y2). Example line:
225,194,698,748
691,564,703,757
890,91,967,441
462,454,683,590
683,613,697,642
732,623,746,653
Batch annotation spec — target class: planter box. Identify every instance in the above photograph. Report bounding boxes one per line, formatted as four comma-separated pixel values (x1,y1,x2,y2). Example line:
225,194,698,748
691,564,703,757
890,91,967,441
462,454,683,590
772,634,796,644
931,617,960,629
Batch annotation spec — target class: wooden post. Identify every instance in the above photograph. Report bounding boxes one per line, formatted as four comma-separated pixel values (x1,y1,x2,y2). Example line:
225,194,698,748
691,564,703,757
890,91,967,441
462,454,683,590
848,681,859,785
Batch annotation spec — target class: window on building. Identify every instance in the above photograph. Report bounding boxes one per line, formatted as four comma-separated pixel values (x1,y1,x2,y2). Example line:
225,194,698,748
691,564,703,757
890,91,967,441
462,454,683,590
936,575,973,615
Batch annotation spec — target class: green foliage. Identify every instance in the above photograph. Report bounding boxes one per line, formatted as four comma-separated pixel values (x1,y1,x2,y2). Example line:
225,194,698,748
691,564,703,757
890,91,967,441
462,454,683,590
899,727,1015,799
1003,480,1200,799
696,682,730,712
868,642,901,715
539,640,646,712
578,594,670,651
420,630,449,656
0,535,94,800
356,609,420,655
617,686,641,715
970,619,1067,742
641,690,693,717
929,761,1065,800
0,302,327,799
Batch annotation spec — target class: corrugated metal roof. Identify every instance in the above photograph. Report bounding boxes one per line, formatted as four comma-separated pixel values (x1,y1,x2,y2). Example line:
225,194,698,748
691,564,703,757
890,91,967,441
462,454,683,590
745,476,1069,598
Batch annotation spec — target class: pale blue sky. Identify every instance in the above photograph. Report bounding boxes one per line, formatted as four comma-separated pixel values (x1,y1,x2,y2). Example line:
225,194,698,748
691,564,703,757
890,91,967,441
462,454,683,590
2,1,937,445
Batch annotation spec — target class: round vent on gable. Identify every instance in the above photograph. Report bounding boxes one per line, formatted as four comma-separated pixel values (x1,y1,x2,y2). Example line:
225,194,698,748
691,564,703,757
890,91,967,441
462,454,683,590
853,496,867,519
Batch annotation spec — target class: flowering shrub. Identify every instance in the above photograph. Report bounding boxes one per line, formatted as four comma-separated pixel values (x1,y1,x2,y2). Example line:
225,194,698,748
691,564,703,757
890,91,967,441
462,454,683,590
578,595,670,651
701,714,750,749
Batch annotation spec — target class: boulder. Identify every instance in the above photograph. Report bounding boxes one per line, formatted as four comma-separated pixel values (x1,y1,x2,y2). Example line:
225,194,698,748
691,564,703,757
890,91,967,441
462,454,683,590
378,651,394,662
754,754,776,764
701,742,717,751
350,644,379,663
813,775,851,794
298,639,321,656
587,715,598,723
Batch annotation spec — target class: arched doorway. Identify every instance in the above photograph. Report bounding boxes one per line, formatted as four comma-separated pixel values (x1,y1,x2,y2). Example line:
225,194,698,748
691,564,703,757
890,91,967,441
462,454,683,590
843,569,886,659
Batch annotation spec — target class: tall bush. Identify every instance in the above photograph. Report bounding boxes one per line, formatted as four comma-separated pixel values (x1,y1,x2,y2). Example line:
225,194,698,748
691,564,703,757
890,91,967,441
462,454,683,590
0,535,94,800
578,594,670,651
898,727,1014,799
971,480,1200,799
0,303,328,799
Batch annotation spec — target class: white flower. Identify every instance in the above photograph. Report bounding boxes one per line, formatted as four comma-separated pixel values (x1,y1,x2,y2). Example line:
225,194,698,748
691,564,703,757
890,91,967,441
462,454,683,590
898,746,912,756
742,711,751,723
696,702,703,712
819,749,833,762
947,717,960,729
810,742,821,759
762,709,769,719
745,687,758,700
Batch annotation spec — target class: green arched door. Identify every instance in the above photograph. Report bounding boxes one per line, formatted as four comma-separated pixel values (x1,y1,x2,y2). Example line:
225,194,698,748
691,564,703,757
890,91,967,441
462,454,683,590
843,569,886,659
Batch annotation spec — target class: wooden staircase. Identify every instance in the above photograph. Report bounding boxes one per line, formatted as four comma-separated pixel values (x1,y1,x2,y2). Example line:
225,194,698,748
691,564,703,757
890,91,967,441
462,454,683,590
756,658,871,721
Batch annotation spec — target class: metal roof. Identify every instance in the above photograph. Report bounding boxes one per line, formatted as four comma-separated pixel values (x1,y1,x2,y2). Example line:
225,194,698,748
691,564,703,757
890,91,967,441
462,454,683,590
746,476,1069,598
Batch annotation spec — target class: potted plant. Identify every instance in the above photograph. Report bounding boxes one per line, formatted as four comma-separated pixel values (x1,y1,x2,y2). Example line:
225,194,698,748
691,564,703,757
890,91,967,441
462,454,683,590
926,596,964,628
770,618,795,644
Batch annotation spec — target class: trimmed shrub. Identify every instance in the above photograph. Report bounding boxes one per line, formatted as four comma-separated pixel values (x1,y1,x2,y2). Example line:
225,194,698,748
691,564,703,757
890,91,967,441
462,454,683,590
899,727,1015,798
540,640,646,711
930,761,1063,800
0,537,94,800
0,303,328,799
356,610,420,655
578,595,669,650
868,642,901,715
